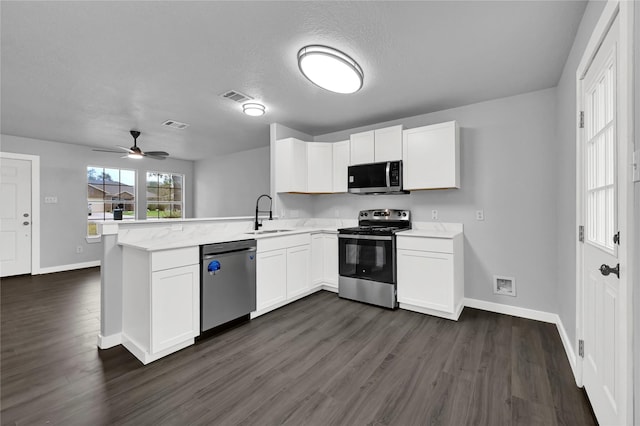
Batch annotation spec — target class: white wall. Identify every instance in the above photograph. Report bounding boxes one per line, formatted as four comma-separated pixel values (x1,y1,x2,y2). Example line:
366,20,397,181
0,134,194,270
554,0,607,348
310,88,558,314
634,1,640,422
193,146,270,218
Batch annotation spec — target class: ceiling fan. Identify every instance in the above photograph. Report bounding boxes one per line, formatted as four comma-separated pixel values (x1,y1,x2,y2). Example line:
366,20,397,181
93,130,170,160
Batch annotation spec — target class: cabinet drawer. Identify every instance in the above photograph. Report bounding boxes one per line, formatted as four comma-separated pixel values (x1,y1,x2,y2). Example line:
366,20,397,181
257,233,310,252
151,247,199,271
396,236,453,254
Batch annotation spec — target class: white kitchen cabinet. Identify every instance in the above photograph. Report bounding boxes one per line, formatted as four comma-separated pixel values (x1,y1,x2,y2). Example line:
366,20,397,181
256,249,287,311
350,125,403,165
332,140,349,193
311,233,338,291
349,130,375,165
286,244,311,299
397,234,464,320
402,121,460,190
253,233,312,318
122,246,200,364
374,125,403,162
307,142,333,193
275,137,308,193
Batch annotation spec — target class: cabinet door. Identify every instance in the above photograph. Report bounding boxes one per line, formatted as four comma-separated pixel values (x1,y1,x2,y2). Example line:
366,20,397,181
311,234,324,286
256,249,287,310
323,235,338,288
402,121,459,190
397,249,454,313
350,130,375,165
275,138,308,193
374,125,403,162
151,264,199,354
286,245,310,299
307,142,333,193
332,140,350,193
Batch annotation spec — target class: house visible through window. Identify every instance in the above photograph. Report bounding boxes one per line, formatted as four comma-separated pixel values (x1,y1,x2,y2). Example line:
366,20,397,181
87,166,136,235
146,172,184,219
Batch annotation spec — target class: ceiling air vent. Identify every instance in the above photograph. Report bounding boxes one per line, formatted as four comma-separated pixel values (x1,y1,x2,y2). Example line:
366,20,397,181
220,90,253,103
162,120,189,130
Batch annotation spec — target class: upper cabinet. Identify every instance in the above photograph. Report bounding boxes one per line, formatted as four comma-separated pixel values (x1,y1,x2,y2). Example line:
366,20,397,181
349,130,375,164
307,142,333,193
275,138,308,193
332,140,349,193
350,125,403,165
402,121,460,190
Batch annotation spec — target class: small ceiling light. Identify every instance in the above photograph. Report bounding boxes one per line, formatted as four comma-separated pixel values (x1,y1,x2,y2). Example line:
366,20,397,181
243,103,266,117
127,152,143,159
297,45,363,94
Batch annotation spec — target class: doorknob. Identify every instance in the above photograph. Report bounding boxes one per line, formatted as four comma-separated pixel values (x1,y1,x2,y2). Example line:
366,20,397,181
599,263,620,279
23,221,30,226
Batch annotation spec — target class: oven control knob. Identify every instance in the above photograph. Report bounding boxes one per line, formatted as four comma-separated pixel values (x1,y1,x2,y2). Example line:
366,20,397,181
397,212,401,216
402,212,407,217
364,212,368,217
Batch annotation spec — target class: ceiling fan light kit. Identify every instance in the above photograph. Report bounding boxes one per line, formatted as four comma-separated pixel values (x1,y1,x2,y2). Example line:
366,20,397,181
297,45,363,94
242,103,266,117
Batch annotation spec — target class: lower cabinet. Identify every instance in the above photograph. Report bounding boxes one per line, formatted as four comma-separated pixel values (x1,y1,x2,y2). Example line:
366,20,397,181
253,233,311,318
122,246,200,364
397,234,464,320
311,233,338,291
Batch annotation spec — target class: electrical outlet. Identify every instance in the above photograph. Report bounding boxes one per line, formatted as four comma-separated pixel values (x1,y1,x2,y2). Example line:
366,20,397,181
633,149,640,182
431,210,438,220
76,245,83,254
476,210,485,221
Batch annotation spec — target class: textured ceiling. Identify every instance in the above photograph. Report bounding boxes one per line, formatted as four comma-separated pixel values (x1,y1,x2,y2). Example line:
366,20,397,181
1,1,587,161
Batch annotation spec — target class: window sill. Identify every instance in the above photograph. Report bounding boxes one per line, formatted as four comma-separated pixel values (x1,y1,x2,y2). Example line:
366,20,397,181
86,235,102,244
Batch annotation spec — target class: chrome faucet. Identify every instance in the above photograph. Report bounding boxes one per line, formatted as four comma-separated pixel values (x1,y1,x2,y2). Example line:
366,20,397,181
254,194,273,230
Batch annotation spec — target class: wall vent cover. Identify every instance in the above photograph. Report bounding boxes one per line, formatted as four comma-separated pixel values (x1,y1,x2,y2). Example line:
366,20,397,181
493,275,516,297
220,90,253,103
162,120,189,130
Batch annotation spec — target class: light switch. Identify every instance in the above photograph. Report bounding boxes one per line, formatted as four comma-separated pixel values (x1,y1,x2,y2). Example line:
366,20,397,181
44,196,58,204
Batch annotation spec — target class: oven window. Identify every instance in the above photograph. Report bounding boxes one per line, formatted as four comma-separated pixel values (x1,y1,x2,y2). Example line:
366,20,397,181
339,237,394,284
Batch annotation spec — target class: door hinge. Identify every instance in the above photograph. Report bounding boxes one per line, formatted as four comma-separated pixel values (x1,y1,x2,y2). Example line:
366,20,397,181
613,231,620,245
579,339,584,357
579,225,584,243
579,111,584,129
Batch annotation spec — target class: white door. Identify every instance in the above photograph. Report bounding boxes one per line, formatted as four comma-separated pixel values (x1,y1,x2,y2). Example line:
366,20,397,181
1,157,32,277
580,15,628,426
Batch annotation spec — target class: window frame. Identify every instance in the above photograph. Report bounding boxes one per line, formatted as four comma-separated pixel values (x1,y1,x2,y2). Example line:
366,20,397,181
87,166,138,235
145,170,185,220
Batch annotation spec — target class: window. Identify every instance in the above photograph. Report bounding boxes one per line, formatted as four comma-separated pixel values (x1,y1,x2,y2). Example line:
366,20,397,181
146,172,184,219
87,166,136,235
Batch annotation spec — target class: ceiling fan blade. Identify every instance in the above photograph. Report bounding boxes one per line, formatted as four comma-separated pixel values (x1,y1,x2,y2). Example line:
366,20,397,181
92,148,124,153
145,153,168,160
144,151,169,157
116,145,135,153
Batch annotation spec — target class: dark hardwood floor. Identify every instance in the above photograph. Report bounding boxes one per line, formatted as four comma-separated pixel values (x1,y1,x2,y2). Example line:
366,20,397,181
1,268,596,425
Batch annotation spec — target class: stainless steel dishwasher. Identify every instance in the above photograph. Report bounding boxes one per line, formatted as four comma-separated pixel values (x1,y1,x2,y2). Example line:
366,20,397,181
200,239,256,334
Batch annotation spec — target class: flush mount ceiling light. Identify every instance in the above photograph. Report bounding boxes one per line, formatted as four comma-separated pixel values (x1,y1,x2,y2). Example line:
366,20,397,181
243,103,266,116
297,45,363,94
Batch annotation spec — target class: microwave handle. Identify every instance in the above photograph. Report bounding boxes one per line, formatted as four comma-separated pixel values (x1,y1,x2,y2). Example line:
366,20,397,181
385,162,391,188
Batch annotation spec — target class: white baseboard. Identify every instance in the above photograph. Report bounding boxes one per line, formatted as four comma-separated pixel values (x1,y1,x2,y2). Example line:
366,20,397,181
37,260,100,275
555,316,579,385
97,333,122,349
321,284,338,293
463,298,557,324
464,297,579,384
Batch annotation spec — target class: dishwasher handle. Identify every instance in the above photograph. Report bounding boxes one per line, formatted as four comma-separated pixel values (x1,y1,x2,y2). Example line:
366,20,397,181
203,247,256,260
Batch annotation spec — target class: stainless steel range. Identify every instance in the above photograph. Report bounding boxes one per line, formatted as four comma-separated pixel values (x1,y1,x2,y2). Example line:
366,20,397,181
337,209,411,309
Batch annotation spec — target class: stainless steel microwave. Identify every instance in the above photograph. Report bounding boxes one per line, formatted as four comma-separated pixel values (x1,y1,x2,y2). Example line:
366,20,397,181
347,160,408,194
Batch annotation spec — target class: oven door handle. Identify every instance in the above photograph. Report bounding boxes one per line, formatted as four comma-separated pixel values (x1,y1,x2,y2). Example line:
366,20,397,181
338,234,394,241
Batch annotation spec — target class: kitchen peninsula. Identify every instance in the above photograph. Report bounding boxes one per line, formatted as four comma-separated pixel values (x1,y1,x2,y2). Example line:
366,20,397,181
98,217,463,364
